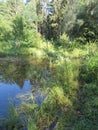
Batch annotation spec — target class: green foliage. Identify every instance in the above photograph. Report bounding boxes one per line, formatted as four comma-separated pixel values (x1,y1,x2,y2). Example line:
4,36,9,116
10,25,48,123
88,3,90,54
28,117,37,130
0,1,12,41
1,44,98,129
12,15,26,41
57,33,70,47
45,0,68,40
0,22,12,41
79,51,98,83
0,0,98,129
75,46,98,130
47,86,72,108
2,104,19,130
64,0,98,42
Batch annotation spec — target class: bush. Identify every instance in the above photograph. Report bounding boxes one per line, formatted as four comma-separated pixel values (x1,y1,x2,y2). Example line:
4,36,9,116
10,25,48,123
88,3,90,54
57,33,69,47
79,51,98,83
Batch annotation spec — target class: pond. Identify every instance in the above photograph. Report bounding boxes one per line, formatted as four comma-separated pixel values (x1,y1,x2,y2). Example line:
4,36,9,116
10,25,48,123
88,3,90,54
0,57,46,120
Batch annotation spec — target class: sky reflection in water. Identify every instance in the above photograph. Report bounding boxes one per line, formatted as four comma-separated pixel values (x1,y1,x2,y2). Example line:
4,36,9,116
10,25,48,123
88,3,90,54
0,59,32,119
0,58,47,119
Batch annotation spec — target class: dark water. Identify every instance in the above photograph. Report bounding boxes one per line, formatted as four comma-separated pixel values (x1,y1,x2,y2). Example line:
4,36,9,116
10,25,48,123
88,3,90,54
0,57,41,119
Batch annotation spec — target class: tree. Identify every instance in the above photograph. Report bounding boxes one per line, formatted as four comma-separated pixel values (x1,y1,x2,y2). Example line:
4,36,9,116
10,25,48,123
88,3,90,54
0,1,12,41
45,0,69,40
75,0,98,42
12,15,26,41
7,0,24,18
62,0,98,42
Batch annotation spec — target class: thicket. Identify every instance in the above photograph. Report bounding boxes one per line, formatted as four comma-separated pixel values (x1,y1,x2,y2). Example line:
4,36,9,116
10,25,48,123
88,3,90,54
0,0,98,48
0,0,98,130
1,44,97,130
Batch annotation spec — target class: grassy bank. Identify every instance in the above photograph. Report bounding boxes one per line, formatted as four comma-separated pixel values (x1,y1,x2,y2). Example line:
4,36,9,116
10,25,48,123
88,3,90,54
0,40,98,130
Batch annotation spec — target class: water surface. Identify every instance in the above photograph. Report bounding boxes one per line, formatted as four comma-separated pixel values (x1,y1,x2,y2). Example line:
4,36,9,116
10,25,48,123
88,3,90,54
0,57,34,119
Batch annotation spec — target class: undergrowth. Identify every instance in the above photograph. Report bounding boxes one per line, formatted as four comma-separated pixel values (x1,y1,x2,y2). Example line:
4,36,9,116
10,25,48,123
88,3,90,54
0,41,98,130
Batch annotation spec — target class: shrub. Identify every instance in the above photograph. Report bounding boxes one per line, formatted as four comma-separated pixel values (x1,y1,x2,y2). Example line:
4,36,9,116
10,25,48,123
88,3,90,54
79,51,98,83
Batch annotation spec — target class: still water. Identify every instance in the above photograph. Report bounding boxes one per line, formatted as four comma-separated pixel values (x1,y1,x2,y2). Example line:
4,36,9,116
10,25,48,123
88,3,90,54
0,57,44,119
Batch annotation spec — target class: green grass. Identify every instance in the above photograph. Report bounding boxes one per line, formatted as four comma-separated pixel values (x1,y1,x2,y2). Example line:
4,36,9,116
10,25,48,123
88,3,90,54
0,40,98,130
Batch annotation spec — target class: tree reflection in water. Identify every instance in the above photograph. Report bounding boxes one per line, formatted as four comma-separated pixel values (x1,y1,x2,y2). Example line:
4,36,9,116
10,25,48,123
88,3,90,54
0,57,48,119
0,61,31,88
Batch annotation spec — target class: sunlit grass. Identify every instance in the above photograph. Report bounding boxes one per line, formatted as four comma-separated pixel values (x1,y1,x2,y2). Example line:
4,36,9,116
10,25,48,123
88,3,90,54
0,40,98,129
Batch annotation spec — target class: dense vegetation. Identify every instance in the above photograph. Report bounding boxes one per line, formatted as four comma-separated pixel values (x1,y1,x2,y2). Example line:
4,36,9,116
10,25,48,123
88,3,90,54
0,0,98,130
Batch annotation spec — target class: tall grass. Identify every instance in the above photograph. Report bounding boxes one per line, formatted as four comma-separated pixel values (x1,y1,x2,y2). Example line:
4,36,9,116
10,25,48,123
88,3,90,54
1,41,98,130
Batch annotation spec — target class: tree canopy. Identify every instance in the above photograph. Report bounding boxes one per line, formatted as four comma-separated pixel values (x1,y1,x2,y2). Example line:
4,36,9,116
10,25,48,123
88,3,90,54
0,0,98,42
